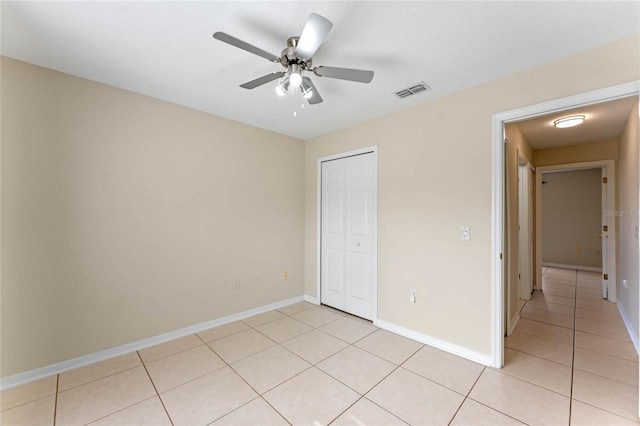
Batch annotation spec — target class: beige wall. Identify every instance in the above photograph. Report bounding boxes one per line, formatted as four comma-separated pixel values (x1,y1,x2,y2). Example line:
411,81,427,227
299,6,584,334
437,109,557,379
541,169,603,268
304,35,640,357
616,100,639,342
504,124,534,325
0,57,305,377
534,138,618,167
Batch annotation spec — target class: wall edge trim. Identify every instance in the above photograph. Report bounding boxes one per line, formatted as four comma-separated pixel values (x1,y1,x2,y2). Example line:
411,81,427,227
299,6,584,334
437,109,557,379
375,319,492,366
617,302,640,354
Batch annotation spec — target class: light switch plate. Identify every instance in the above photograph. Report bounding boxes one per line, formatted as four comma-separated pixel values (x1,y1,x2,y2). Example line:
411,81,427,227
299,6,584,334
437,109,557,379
460,226,470,241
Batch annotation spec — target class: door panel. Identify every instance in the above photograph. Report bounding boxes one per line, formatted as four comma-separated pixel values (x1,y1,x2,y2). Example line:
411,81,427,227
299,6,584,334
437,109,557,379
321,159,347,310
327,249,344,294
321,153,374,320
348,189,368,236
348,252,368,301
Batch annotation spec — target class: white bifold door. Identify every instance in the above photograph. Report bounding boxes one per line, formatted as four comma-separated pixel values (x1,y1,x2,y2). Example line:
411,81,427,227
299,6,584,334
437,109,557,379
321,153,374,320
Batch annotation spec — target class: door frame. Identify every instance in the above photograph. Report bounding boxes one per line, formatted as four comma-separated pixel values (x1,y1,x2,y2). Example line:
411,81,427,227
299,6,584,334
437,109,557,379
535,161,616,299
317,146,378,322
491,80,639,368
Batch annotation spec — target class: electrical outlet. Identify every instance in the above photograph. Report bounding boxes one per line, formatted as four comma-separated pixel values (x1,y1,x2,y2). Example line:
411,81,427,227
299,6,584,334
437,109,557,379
410,290,418,303
576,247,582,254
460,227,470,241
284,271,289,281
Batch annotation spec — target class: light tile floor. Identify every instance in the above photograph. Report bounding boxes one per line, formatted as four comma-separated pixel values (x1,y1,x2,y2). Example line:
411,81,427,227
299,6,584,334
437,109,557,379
1,268,638,425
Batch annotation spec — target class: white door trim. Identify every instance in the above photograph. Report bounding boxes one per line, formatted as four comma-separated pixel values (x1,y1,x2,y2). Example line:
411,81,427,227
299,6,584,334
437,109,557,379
317,146,378,322
491,80,639,368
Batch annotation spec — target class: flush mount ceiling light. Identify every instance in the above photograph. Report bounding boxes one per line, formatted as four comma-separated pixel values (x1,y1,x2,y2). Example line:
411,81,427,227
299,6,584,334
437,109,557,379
553,115,586,128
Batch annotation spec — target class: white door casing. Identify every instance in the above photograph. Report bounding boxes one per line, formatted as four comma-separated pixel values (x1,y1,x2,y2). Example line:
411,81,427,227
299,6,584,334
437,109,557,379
319,149,377,320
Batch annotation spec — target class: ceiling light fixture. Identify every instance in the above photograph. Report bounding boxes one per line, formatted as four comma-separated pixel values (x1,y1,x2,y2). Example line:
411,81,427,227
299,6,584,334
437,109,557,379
553,115,585,128
289,64,302,87
275,77,290,97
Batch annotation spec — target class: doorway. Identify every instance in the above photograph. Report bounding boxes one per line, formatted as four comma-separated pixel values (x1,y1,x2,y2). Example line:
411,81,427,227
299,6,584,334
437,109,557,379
317,147,378,321
536,163,615,301
491,81,639,368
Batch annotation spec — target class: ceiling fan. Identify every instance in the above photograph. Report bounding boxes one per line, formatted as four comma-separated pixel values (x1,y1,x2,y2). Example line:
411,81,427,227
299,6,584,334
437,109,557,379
213,13,374,105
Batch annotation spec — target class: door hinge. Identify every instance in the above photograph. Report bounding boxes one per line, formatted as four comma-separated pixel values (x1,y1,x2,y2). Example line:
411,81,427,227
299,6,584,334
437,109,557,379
603,225,608,232
500,253,503,260
603,177,608,184
604,273,609,280
518,273,521,279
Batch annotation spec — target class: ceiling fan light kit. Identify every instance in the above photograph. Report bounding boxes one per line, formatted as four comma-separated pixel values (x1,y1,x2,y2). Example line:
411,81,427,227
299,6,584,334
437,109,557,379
213,13,374,106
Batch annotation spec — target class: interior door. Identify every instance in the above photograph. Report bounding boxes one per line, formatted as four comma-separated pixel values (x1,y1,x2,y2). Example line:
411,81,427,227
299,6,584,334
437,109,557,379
518,161,534,301
601,167,608,298
321,153,374,320
518,162,531,301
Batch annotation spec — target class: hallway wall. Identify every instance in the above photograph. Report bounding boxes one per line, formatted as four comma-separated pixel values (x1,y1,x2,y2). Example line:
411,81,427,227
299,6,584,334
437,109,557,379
505,124,534,327
616,100,640,345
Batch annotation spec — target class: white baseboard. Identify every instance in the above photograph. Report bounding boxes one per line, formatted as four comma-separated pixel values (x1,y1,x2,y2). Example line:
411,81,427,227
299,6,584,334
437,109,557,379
0,295,305,391
375,319,492,366
542,262,602,272
303,295,320,305
617,302,640,354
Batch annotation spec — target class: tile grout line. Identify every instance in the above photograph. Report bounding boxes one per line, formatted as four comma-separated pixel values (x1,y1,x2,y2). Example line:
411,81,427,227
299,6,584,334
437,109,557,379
136,351,174,426
568,269,578,424
196,329,297,425
446,366,486,426
209,308,416,425
52,374,59,426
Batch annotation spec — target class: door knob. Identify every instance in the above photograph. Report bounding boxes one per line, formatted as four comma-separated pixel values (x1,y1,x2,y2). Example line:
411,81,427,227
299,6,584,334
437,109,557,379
355,242,361,247
595,234,603,240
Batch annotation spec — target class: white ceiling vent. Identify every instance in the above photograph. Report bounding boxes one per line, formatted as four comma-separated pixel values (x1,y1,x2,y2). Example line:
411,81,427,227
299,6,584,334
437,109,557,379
394,82,431,99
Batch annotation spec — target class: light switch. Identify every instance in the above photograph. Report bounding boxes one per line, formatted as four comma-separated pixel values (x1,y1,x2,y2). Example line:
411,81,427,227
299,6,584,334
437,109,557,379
460,226,470,241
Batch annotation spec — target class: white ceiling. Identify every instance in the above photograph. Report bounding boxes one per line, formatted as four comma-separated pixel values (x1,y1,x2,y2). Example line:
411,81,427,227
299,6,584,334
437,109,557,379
515,96,639,150
1,1,638,140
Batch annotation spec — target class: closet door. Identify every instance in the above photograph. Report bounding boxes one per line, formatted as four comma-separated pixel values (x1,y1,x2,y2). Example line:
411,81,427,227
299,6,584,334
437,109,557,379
321,153,374,320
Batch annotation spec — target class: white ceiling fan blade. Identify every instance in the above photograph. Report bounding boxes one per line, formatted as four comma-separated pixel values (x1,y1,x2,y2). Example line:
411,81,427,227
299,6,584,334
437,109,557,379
295,13,333,60
213,32,280,63
303,77,323,105
313,66,374,83
240,72,285,89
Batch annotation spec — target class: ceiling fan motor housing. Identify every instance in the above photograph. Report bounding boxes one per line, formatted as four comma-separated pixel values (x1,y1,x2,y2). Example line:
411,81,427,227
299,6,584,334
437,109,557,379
280,36,312,69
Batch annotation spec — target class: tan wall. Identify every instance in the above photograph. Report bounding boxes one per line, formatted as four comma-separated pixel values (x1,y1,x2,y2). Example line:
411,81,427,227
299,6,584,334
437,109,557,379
504,124,534,325
304,35,640,356
616,100,639,341
534,138,618,167
541,169,603,268
0,57,305,377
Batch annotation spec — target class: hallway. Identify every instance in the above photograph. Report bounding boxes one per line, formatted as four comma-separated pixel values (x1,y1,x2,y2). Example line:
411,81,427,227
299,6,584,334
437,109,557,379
506,267,638,424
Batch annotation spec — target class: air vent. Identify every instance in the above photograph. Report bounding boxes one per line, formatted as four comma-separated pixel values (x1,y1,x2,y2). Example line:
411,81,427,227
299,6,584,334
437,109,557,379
394,82,431,99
